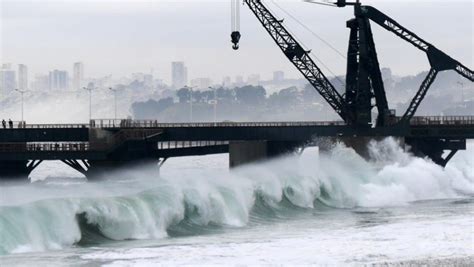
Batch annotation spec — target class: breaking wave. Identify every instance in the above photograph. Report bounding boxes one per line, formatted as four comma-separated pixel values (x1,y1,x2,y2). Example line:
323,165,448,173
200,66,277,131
0,138,472,255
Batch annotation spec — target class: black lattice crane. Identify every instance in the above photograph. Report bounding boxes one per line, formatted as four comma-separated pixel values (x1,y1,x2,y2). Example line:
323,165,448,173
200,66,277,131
231,0,473,128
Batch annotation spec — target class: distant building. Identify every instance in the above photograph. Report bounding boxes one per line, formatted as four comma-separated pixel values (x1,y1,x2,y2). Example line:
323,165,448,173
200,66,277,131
86,82,95,89
73,62,84,90
18,64,28,90
171,62,188,89
381,67,392,80
273,71,285,82
235,75,244,86
143,74,153,87
49,70,69,90
2,63,12,70
222,76,231,87
32,75,49,91
247,74,261,85
190,78,212,89
132,72,145,82
0,66,16,97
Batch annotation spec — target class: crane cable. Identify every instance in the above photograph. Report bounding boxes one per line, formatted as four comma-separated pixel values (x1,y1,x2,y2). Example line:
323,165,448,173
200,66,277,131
231,0,240,32
270,0,346,60
267,0,346,87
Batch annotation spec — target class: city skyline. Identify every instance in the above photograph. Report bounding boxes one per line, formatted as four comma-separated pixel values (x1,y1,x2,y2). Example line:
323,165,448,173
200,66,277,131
0,60,298,93
1,0,472,83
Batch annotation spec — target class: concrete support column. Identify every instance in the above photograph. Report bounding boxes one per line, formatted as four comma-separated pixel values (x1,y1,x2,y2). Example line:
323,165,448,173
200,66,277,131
405,137,465,167
86,161,129,179
229,141,300,168
85,159,161,180
229,141,268,168
0,160,30,180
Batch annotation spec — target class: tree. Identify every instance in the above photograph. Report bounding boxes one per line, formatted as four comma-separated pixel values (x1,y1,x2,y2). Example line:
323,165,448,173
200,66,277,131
176,88,190,103
234,85,266,106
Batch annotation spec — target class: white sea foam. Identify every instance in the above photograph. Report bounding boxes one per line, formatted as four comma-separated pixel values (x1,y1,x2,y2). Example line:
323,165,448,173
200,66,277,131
0,138,472,256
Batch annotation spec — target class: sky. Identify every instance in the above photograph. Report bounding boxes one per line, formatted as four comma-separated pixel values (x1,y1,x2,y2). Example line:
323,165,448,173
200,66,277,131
0,0,472,83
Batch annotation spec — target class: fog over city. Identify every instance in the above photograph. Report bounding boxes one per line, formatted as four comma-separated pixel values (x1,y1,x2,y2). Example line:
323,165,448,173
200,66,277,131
1,0,472,81
0,0,472,123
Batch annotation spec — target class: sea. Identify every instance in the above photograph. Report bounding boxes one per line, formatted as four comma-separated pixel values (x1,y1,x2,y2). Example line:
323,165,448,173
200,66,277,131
0,138,472,266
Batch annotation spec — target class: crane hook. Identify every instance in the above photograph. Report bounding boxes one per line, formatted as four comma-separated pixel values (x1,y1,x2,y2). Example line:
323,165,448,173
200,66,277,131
231,31,241,50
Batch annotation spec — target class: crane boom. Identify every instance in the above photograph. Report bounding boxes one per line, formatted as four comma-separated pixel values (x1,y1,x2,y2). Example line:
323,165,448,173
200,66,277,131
363,6,473,82
233,0,472,126
243,0,349,122
358,5,474,122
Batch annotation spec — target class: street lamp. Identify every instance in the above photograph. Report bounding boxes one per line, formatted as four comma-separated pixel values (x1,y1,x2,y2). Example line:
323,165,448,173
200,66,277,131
457,81,464,106
83,86,95,122
15,89,28,122
209,86,217,125
184,85,195,122
109,87,118,120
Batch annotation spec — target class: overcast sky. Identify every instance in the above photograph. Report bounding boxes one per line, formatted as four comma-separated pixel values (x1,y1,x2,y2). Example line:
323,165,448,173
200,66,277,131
0,0,472,83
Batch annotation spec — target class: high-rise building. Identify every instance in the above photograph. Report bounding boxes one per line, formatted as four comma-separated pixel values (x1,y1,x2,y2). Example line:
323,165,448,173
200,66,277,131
18,64,28,90
171,62,188,89
49,70,69,90
73,62,84,90
273,71,285,82
0,64,16,97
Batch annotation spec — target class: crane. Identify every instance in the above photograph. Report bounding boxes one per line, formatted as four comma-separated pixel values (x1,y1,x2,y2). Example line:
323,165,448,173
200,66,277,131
231,0,473,127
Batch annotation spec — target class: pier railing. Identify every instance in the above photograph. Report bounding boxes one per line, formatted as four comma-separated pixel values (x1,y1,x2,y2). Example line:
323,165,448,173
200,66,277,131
89,119,348,128
0,140,229,153
2,116,473,130
409,116,474,125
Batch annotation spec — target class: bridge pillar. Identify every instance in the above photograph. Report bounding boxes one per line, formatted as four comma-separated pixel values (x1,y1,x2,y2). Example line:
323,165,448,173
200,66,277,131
0,161,29,180
0,160,42,180
229,141,300,168
405,138,466,167
82,160,161,180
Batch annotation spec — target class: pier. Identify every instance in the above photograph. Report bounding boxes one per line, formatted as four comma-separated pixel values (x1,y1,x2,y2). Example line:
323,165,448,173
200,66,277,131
0,116,473,179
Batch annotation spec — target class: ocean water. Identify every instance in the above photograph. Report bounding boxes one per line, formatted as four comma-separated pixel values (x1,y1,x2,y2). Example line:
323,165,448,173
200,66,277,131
0,138,472,266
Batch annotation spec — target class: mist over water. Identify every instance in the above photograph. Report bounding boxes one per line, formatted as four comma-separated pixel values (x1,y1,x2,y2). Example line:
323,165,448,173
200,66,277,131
0,138,472,264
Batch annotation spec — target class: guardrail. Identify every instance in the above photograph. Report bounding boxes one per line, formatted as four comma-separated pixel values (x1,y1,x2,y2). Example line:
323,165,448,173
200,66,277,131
22,124,88,129
1,121,88,129
90,119,347,128
0,140,230,153
1,116,473,129
0,142,89,152
158,140,229,149
410,116,474,126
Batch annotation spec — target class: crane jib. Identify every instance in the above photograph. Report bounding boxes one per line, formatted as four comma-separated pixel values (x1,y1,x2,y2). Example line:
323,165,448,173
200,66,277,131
241,0,349,122
231,0,473,127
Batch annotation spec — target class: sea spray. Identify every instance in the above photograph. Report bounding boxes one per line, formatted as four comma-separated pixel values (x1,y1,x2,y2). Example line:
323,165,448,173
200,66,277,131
0,138,472,255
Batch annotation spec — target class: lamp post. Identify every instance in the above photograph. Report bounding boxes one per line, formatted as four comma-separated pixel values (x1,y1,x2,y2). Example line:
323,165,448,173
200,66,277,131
184,85,195,122
83,86,95,122
15,89,28,122
209,86,217,125
457,81,464,106
109,87,118,120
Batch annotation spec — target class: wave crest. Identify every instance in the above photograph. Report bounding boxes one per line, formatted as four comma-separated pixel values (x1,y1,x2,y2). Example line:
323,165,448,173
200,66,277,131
0,138,472,255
